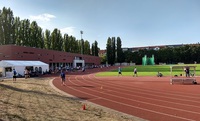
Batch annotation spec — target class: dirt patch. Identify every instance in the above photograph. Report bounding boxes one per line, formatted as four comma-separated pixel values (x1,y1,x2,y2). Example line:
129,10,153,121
0,77,139,121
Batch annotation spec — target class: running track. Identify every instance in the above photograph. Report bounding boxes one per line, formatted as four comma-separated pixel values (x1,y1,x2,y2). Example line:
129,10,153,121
52,68,200,121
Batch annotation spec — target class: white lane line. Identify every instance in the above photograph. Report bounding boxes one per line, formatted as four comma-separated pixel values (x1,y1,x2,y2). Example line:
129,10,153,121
51,76,147,121
76,75,200,115
87,74,200,103
92,74,200,97
67,76,196,121
80,75,200,109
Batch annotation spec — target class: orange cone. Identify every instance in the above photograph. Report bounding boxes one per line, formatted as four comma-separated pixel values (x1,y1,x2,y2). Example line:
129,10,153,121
82,104,86,110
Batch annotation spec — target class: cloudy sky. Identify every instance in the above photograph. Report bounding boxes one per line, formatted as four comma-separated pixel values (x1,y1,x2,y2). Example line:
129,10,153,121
1,0,200,49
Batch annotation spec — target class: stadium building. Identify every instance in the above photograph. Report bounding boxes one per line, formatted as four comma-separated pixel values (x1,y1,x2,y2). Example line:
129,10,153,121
0,45,101,70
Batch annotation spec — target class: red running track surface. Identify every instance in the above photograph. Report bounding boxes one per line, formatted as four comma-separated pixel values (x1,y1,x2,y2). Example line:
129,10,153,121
52,68,200,121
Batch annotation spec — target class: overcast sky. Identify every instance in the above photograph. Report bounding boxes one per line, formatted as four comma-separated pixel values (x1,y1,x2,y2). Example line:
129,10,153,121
1,0,200,49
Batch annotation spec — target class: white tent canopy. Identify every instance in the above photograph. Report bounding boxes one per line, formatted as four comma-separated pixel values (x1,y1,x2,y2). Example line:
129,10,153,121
0,60,49,78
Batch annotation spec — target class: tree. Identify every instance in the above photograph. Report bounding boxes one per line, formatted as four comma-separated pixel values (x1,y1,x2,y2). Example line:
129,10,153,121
23,19,31,46
100,54,107,64
69,36,78,53
78,39,83,54
0,6,96,55
132,51,140,64
18,19,26,46
74,38,79,53
91,40,99,56
94,40,99,56
44,29,51,49
84,40,90,55
37,27,44,48
0,9,3,45
68,35,73,52
62,33,68,52
124,51,133,63
116,37,124,63
111,37,116,63
0,7,14,44
30,21,39,47
50,28,63,51
91,43,95,56
106,37,112,65
13,17,21,45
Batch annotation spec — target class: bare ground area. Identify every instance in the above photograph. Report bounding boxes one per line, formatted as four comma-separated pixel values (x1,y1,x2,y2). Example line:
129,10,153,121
0,77,139,121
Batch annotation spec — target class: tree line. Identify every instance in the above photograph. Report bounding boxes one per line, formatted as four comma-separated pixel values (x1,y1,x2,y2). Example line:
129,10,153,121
2,7,199,64
105,37,200,65
105,37,124,65
0,7,99,56
123,44,200,65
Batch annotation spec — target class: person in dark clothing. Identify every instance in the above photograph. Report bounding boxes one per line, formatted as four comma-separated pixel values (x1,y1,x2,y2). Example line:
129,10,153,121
13,69,17,82
60,70,66,86
118,67,122,76
185,67,190,77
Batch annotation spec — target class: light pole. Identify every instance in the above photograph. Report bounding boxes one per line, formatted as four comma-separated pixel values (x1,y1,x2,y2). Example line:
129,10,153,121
80,30,84,68
80,30,83,55
80,30,83,40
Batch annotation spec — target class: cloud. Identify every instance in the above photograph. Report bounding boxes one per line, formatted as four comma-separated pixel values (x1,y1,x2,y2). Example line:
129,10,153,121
29,13,56,22
60,27,76,36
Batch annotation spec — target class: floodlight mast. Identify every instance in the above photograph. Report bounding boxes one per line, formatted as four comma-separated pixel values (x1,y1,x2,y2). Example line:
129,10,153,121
80,30,83,55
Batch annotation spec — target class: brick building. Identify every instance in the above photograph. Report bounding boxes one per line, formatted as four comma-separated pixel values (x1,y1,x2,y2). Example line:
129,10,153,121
0,45,101,70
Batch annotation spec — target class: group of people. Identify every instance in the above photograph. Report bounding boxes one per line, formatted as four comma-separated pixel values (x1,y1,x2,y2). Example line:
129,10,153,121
118,67,138,77
11,68,67,86
12,68,31,82
118,67,164,77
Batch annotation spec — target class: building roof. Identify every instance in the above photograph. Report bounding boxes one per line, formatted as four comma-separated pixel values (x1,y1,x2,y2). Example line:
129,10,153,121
0,60,48,67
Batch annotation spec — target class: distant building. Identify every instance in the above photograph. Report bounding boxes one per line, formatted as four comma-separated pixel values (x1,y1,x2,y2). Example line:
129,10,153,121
99,44,190,55
98,50,106,57
0,45,101,70
122,44,184,52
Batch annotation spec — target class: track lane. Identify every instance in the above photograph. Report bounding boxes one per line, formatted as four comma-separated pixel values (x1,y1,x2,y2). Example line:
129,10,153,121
52,73,200,121
70,75,200,121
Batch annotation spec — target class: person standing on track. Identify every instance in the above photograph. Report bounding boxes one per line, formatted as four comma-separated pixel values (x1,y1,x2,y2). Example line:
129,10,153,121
118,67,122,76
133,67,138,77
60,70,66,86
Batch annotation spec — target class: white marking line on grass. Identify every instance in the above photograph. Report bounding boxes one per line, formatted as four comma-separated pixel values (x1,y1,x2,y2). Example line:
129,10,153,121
67,76,196,121
90,74,200,101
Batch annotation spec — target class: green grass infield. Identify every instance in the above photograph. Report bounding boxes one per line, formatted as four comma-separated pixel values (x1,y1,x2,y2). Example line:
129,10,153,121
96,64,200,77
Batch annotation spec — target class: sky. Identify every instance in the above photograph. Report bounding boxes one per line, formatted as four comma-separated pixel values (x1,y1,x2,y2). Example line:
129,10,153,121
1,0,200,49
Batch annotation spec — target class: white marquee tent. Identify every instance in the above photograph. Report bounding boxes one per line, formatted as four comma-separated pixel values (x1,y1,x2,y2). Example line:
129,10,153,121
0,60,49,78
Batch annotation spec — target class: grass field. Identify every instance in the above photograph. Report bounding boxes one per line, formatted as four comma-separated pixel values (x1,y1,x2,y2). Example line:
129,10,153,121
96,64,200,77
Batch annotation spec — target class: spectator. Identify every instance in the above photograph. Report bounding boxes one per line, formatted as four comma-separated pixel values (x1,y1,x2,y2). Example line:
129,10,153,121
13,69,17,82
82,67,85,72
24,68,29,79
